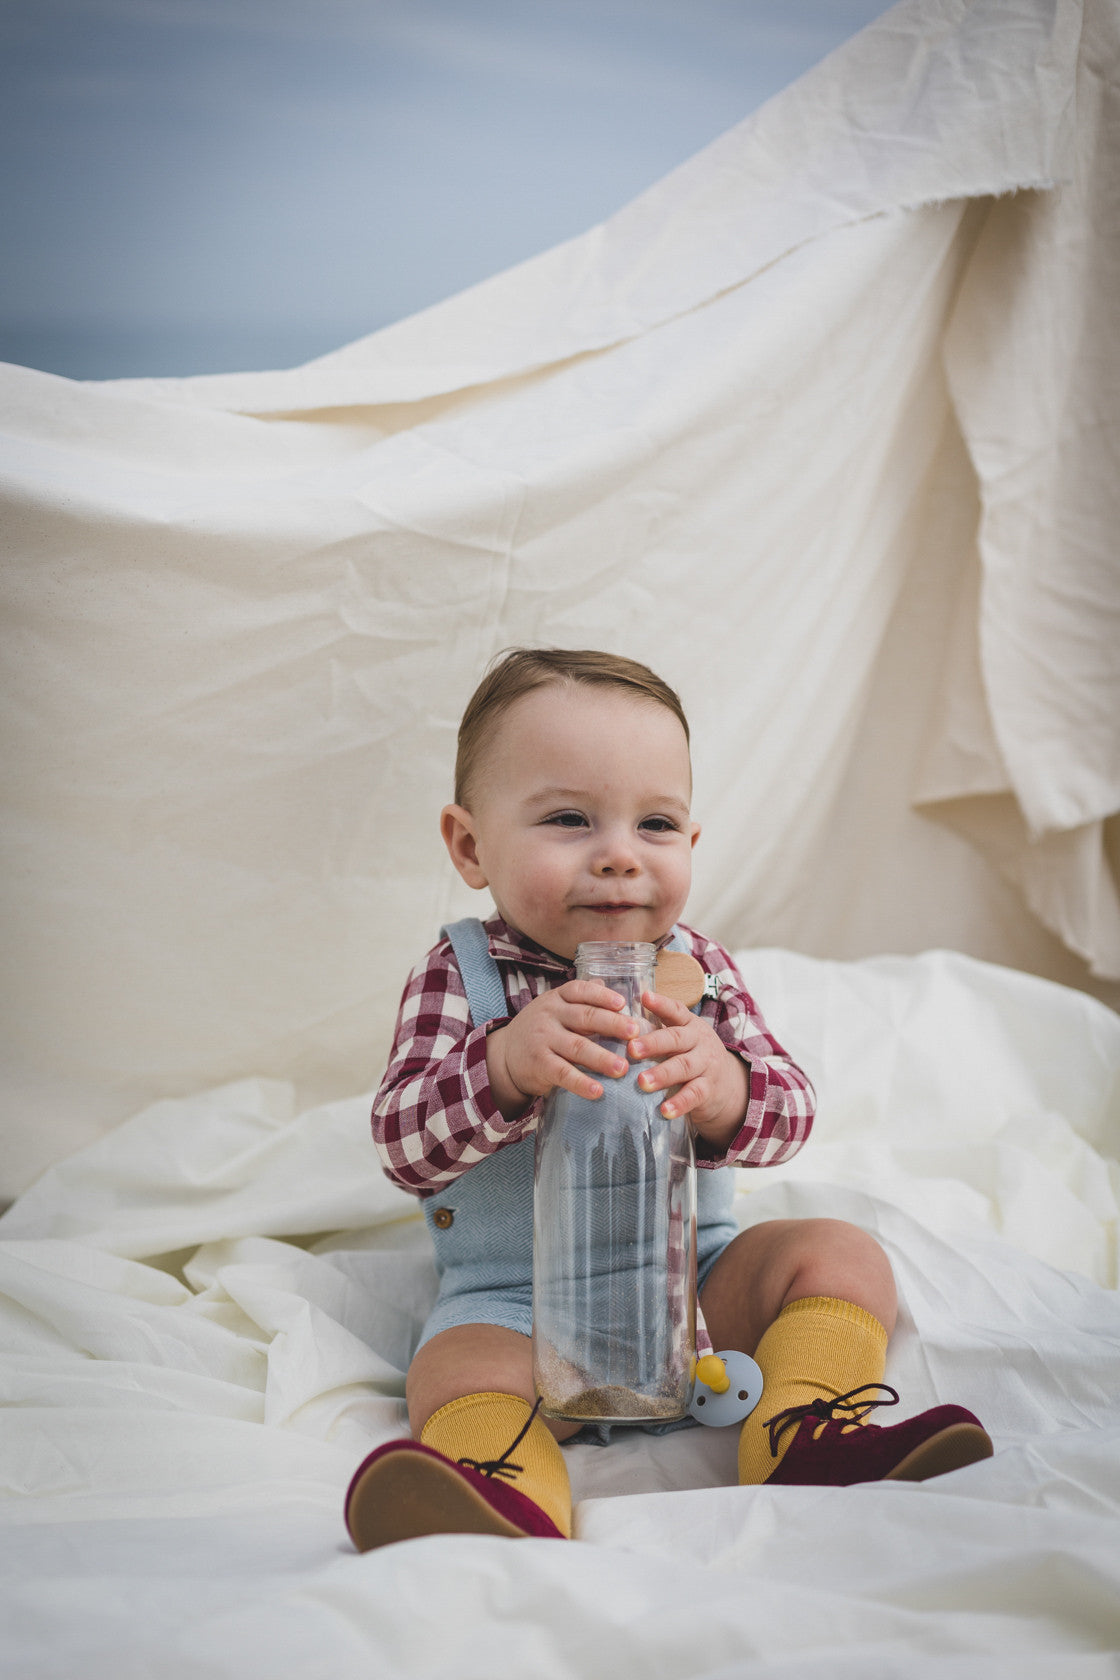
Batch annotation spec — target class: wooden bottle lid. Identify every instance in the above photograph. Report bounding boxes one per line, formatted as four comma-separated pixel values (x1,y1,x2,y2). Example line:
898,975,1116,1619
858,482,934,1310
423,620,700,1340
652,949,707,1008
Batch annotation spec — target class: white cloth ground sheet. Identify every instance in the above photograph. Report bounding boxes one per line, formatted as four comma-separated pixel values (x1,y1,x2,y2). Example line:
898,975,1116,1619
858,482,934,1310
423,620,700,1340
2,948,1119,1676
3,0,1120,1674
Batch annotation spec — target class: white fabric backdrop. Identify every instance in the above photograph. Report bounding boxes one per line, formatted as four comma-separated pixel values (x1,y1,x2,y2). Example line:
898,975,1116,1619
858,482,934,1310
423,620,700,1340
1,0,1118,1197
2,2,1120,1671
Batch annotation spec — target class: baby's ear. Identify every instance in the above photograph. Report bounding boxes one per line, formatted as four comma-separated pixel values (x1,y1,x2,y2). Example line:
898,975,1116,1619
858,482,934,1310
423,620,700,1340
690,821,701,850
440,804,488,890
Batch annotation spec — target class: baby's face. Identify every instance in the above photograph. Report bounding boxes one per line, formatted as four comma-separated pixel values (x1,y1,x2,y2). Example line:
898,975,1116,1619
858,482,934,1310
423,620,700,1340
446,683,699,960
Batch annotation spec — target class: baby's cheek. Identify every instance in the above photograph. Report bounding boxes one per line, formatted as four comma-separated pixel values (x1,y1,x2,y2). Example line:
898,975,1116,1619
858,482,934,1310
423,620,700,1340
522,859,568,906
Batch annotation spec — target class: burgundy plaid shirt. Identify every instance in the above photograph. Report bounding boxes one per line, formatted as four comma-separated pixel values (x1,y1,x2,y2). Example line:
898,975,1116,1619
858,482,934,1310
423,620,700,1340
372,914,815,1197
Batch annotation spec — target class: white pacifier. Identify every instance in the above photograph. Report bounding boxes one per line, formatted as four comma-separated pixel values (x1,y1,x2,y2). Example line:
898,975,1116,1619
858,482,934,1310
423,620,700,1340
689,1350,764,1427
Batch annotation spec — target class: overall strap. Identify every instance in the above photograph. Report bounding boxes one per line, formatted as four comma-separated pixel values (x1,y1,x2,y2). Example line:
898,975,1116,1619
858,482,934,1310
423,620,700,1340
440,917,509,1029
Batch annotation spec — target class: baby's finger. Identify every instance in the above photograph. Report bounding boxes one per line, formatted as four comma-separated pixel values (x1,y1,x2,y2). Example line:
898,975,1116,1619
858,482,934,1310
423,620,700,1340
640,988,693,1025
547,1053,612,1102
557,980,628,1012
561,1032,629,1081
657,1076,709,1120
627,1022,694,1061
562,1002,642,1043
636,1052,697,1095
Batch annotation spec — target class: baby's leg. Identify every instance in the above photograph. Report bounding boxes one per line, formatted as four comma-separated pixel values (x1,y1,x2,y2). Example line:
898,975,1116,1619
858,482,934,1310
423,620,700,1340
346,1324,574,1550
407,1323,582,1441
700,1218,989,1486
701,1217,894,1484
699,1216,897,1354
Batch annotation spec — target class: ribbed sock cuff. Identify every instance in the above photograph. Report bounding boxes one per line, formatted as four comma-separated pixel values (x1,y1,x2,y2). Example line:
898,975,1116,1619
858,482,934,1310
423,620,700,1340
776,1294,889,1346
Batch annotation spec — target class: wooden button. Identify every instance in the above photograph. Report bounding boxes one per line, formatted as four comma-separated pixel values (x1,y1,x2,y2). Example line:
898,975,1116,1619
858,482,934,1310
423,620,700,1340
433,1207,454,1229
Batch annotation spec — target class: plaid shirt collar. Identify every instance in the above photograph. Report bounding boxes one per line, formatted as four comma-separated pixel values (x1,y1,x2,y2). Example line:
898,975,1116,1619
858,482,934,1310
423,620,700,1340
482,912,677,979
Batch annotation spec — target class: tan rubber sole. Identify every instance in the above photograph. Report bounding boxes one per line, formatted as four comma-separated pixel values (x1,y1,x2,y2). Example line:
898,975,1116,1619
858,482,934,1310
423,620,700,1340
884,1422,993,1482
346,1452,528,1552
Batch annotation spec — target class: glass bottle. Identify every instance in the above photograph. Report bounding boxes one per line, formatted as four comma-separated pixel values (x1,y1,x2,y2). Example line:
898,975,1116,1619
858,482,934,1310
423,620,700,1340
532,941,697,1423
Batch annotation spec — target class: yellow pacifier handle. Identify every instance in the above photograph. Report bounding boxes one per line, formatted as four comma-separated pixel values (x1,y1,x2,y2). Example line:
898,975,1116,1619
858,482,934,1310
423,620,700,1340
695,1353,730,1394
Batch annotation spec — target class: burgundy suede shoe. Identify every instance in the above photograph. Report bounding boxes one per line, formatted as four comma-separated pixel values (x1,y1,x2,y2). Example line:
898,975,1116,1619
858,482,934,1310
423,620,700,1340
763,1384,993,1487
344,1439,565,1551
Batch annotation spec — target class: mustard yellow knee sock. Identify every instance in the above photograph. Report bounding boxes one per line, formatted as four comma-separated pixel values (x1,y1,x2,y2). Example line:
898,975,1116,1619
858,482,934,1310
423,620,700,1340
737,1296,889,1486
421,1391,572,1538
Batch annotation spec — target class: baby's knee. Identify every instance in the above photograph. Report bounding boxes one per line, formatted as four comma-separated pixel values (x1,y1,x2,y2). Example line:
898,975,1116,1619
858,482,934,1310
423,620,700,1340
405,1323,536,1435
786,1218,897,1329
796,1216,888,1261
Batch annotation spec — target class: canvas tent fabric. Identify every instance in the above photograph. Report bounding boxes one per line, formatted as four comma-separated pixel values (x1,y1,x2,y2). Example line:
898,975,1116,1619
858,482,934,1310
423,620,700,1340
1,0,1119,1198
2,0,1120,1670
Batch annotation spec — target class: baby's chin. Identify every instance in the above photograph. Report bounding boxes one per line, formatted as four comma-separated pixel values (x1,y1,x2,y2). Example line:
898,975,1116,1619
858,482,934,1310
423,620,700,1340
563,908,679,954
495,900,682,958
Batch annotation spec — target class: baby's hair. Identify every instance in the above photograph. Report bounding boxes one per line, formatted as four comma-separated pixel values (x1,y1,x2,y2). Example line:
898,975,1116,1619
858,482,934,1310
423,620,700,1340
454,646,690,807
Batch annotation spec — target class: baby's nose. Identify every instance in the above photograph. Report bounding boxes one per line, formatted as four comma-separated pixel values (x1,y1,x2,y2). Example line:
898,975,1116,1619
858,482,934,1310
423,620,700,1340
593,833,640,874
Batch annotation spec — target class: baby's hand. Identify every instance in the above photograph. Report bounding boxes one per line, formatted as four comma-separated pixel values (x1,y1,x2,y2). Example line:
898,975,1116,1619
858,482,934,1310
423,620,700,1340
487,981,641,1119
628,990,750,1151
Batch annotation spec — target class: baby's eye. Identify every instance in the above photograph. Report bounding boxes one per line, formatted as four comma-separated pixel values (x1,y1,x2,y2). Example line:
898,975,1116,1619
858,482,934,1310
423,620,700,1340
640,816,680,834
544,810,589,829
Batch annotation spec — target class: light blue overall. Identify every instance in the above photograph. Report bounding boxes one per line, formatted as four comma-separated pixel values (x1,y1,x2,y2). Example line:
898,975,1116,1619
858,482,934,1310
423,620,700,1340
417,919,739,1358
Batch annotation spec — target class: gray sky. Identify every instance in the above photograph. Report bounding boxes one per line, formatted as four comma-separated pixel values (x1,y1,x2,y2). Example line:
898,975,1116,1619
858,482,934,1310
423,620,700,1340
0,0,890,379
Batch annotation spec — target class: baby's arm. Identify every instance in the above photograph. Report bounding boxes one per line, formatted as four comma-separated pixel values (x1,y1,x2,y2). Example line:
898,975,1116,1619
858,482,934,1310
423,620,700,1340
372,938,640,1193
372,941,511,1194
627,932,815,1169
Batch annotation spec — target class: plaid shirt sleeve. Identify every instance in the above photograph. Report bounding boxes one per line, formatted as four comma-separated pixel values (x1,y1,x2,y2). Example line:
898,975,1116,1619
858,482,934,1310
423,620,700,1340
371,936,536,1197
681,926,815,1170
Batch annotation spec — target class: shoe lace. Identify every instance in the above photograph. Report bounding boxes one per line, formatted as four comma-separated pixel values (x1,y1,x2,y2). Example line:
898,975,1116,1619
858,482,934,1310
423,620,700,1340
457,1396,544,1483
763,1383,900,1459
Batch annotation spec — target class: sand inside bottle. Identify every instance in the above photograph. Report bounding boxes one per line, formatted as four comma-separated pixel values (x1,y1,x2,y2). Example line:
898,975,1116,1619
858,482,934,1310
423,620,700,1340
534,1340,688,1421
544,1384,684,1422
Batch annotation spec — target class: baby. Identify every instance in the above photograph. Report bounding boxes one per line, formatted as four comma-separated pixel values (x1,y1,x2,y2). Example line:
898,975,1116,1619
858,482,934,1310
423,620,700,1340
344,648,991,1548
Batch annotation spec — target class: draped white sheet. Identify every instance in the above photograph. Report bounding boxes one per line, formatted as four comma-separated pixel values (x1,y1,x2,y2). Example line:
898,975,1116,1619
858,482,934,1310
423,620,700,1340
2,947,1118,1676
1,0,1118,1197
3,0,1120,1672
